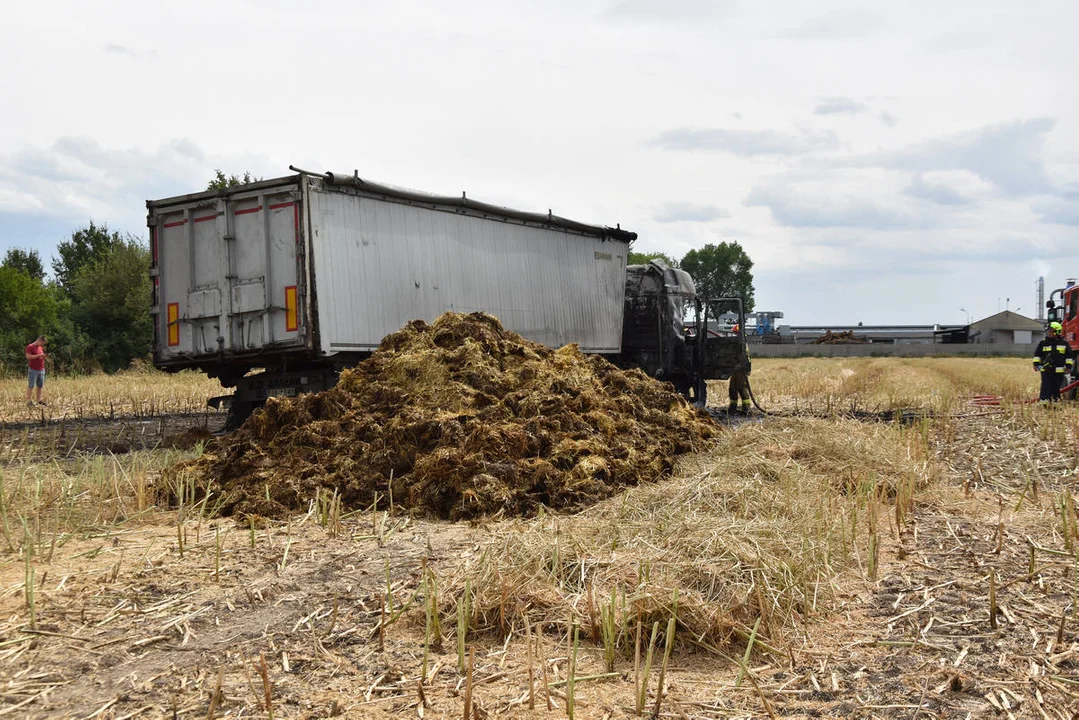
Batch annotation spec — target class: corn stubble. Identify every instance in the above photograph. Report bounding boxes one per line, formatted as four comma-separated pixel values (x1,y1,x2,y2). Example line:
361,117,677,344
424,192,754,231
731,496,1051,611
9,351,1079,715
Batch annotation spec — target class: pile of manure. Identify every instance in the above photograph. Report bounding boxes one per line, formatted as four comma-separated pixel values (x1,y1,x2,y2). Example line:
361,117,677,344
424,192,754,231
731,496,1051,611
176,312,718,520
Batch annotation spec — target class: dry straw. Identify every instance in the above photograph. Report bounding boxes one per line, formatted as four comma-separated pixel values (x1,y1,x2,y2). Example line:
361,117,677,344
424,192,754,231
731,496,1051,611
752,356,1037,415
448,413,934,656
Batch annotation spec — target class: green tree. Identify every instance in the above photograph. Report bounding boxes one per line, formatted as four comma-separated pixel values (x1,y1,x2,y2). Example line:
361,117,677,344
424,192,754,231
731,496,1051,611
627,250,677,266
207,169,261,190
679,241,755,312
52,221,125,295
46,297,94,374
70,239,152,372
3,247,46,281
0,267,59,372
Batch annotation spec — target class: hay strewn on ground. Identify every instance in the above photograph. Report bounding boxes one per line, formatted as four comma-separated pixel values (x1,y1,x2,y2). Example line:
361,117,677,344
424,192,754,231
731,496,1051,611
181,312,717,519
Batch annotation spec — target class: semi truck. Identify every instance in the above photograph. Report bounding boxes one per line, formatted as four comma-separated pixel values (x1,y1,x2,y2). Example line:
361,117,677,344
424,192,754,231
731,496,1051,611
147,168,747,427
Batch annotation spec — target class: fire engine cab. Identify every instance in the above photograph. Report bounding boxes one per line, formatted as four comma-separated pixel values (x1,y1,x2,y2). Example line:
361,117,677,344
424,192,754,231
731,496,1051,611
1047,278,1079,351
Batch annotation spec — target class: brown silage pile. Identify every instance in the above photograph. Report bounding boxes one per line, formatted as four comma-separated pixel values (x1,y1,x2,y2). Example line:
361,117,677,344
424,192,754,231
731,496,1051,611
181,312,718,520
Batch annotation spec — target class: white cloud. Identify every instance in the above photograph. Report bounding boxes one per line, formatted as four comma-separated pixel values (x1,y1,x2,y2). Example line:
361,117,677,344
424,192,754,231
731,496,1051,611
653,202,729,223
0,137,279,234
1032,196,1079,226
779,8,883,40
605,0,736,21
877,111,898,128
102,42,138,57
813,97,868,116
649,127,840,156
745,171,930,230
903,173,973,206
851,118,1057,196
0,188,46,214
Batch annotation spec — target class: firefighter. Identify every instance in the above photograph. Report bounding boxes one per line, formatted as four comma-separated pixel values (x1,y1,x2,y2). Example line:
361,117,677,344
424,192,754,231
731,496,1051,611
1033,322,1074,402
728,323,752,415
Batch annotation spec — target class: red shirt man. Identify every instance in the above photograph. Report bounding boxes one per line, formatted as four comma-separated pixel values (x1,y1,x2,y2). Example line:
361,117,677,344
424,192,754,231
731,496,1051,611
25,336,48,406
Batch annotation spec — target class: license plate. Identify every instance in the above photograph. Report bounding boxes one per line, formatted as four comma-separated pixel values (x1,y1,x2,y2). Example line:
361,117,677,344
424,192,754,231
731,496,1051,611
267,387,297,398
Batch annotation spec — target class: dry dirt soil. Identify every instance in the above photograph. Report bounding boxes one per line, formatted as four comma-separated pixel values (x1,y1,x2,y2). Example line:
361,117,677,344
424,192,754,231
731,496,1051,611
1,403,1078,719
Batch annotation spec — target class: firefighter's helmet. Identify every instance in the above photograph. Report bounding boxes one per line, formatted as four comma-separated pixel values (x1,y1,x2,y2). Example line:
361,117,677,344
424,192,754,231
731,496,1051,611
1051,322,1063,334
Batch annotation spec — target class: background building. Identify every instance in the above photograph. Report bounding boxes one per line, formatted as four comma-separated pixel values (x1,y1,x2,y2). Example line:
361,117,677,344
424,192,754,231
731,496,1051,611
747,311,1046,357
966,311,1046,345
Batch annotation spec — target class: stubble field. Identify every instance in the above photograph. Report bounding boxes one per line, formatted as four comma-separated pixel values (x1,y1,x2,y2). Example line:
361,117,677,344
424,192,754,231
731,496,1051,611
1,357,1077,719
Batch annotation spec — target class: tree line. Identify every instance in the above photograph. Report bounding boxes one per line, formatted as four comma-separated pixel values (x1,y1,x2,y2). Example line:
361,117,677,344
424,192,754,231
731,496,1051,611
0,223,151,375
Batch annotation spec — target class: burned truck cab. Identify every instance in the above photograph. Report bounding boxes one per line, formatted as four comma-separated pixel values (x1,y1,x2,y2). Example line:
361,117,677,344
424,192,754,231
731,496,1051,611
616,259,749,406
619,260,697,391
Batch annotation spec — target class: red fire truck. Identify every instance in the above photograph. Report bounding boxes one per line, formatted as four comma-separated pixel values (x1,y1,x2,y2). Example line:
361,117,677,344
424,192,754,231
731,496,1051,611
1046,279,1079,396
1047,280,1079,348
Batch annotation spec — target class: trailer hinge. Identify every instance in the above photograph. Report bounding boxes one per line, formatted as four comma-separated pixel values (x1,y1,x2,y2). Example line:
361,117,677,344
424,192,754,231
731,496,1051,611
223,234,236,242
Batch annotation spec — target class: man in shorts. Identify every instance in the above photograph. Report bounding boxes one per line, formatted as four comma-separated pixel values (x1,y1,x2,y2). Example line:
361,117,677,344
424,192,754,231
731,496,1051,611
25,335,48,407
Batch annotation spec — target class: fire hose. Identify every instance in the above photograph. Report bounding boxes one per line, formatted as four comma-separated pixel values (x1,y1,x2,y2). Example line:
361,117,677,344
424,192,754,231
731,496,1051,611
969,374,1079,407
745,378,770,415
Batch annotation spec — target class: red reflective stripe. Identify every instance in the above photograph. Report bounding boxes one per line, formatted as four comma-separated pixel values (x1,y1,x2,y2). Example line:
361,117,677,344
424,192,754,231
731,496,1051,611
268,201,294,210
163,219,187,229
234,206,262,216
194,214,217,223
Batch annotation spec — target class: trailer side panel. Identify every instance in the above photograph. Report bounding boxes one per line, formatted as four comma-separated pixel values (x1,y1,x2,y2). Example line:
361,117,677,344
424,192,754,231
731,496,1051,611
307,183,627,353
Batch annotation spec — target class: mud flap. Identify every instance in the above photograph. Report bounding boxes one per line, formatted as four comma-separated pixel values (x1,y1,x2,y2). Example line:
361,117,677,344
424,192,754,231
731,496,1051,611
225,399,259,430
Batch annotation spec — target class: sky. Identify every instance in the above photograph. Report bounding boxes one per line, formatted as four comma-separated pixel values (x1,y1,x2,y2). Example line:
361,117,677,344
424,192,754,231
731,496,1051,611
2,0,1077,326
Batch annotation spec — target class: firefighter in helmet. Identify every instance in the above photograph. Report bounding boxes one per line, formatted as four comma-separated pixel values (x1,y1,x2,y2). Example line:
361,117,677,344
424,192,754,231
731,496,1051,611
728,323,752,415
1033,321,1074,402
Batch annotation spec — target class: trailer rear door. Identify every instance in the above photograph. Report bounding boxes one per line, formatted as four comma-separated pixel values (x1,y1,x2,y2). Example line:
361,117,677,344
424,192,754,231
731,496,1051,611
152,183,305,364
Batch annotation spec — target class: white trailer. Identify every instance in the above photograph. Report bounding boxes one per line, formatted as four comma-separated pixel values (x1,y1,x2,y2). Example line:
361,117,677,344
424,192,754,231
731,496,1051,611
147,169,636,423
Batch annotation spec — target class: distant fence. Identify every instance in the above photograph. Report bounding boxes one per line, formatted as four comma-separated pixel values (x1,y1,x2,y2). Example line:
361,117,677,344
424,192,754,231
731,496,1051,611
750,343,1037,358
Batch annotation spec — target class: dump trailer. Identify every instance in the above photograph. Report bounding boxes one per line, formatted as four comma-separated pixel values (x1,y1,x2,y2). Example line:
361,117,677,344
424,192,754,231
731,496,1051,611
148,169,746,426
